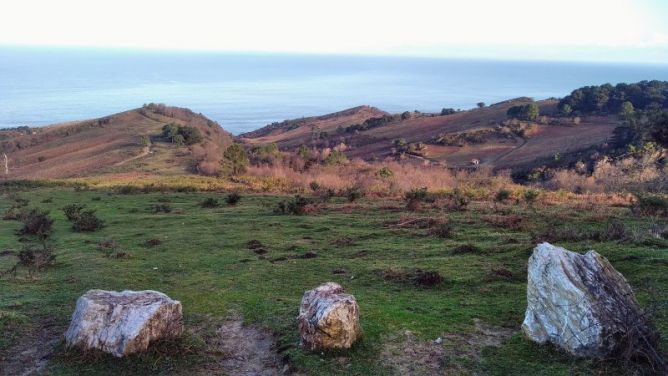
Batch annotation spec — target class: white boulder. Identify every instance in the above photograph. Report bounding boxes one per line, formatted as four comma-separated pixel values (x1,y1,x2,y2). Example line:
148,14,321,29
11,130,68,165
522,242,651,357
298,282,361,350
64,290,183,357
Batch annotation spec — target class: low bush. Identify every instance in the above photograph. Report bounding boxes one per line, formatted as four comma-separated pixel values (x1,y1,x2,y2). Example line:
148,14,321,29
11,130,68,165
633,194,668,217
18,209,53,240
63,203,105,232
495,188,512,202
17,243,56,271
200,197,220,208
427,222,454,238
523,189,540,204
3,205,25,221
275,195,315,215
225,193,242,205
72,210,105,232
345,187,365,203
62,203,85,221
443,188,470,211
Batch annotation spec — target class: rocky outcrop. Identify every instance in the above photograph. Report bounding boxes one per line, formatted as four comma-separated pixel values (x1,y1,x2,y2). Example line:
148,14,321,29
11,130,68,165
64,290,183,357
522,242,656,358
298,282,361,350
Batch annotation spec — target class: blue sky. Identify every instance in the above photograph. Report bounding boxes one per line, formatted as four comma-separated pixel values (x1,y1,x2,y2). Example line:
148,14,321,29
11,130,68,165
1,0,667,63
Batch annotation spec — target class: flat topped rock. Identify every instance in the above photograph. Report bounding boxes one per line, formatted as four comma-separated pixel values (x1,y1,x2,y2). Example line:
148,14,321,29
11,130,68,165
298,282,361,351
522,243,656,358
65,289,183,357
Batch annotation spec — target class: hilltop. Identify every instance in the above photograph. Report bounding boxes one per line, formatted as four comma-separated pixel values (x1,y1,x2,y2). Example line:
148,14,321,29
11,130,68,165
0,104,233,179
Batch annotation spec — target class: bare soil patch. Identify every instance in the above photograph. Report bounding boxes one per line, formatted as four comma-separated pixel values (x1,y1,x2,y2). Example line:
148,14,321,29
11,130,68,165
381,319,515,375
0,318,64,376
204,317,287,376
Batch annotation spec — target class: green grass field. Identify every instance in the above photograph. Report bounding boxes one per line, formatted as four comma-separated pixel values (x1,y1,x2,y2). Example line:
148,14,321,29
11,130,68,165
0,187,666,375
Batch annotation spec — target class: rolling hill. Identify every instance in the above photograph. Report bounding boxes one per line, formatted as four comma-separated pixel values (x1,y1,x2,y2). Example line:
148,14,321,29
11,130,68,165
0,104,233,179
242,99,619,170
0,98,621,180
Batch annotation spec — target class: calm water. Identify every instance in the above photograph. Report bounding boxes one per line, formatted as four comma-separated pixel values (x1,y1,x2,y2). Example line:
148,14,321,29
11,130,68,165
1,47,668,135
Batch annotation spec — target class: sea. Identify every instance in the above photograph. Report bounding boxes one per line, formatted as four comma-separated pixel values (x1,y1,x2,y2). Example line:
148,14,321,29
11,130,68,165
1,47,668,135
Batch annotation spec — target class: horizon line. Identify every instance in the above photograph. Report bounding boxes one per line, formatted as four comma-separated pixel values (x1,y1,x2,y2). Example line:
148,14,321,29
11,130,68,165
2,43,668,67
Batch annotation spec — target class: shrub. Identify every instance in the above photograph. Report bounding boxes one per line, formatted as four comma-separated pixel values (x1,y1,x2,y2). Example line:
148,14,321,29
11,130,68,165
116,185,141,194
443,189,470,211
3,205,25,221
225,193,241,205
345,186,365,203
317,188,336,203
222,144,249,175
376,167,394,179
633,194,668,217
62,203,85,221
71,210,105,232
404,187,429,202
275,195,314,215
523,189,540,204
495,189,511,202
200,197,220,208
427,222,454,238
18,209,53,240
17,243,56,270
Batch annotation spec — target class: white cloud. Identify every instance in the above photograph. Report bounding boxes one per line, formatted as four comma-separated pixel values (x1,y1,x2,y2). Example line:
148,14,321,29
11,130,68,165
0,0,666,61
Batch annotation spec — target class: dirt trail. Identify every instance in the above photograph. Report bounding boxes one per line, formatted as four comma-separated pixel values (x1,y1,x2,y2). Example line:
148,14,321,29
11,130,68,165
114,143,151,166
480,135,527,167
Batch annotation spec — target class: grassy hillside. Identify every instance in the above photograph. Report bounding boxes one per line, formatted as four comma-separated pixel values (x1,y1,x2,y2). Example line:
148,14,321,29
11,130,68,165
240,105,388,148
242,99,618,170
0,187,665,375
0,104,234,179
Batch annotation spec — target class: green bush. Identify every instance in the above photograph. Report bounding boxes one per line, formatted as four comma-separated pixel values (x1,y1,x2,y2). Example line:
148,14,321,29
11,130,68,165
17,243,56,270
275,195,313,215
376,167,394,179
633,194,668,217
200,197,220,208
495,189,511,202
18,209,53,240
62,203,85,221
345,187,365,203
523,189,540,204
225,193,242,205
3,205,26,221
73,210,105,232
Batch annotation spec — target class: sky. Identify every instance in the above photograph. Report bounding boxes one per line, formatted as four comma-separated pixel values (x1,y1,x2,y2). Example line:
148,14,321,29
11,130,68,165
1,0,667,63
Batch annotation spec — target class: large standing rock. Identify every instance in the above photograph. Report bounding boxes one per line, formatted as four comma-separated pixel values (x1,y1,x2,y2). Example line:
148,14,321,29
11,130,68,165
522,242,655,358
298,282,361,350
64,290,183,357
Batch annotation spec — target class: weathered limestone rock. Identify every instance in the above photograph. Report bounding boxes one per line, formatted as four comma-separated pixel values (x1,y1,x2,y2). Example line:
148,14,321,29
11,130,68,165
298,282,361,350
64,290,183,357
522,242,653,358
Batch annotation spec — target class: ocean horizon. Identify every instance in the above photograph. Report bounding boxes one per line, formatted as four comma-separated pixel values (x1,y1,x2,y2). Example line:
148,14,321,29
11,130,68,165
2,46,668,135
